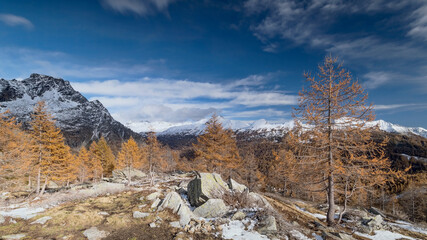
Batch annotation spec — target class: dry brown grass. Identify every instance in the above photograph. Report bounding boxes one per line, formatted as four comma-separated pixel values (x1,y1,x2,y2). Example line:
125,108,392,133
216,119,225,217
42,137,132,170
0,189,182,239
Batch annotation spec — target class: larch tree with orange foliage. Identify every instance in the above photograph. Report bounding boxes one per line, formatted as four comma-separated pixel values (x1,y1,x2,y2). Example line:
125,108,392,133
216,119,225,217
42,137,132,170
117,137,144,185
76,147,91,183
93,137,115,178
193,114,241,178
88,141,104,181
288,56,398,225
0,111,33,190
144,132,167,186
29,101,75,194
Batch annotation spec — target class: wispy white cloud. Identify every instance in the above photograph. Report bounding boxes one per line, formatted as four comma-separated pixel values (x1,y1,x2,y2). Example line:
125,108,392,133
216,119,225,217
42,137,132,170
243,0,427,91
363,71,391,89
100,0,176,16
407,3,427,41
72,76,297,122
0,14,33,29
0,47,152,80
374,103,427,111
374,104,416,110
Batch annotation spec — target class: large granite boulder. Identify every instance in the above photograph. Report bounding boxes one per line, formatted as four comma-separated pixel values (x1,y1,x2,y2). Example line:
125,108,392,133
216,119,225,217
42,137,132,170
112,167,146,180
228,178,247,193
247,192,273,210
193,199,228,218
187,172,229,207
158,191,195,227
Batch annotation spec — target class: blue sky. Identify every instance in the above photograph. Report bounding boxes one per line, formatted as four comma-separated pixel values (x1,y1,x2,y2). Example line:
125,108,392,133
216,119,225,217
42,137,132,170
0,0,426,128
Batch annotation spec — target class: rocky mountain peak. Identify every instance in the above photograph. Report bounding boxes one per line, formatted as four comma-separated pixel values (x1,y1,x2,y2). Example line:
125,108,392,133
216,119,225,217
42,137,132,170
0,74,141,148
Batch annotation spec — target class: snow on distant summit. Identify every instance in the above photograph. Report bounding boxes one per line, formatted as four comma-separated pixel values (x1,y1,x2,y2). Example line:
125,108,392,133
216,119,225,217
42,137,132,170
367,120,427,138
133,117,427,139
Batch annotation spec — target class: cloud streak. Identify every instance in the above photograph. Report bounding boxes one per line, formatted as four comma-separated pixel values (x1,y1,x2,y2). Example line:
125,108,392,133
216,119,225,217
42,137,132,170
72,77,298,123
0,14,33,29
100,0,176,16
243,0,427,91
0,47,153,80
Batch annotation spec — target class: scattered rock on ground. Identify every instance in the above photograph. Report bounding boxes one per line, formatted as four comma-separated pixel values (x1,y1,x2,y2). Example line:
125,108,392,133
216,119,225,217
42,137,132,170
193,199,228,218
146,191,161,201
257,215,277,234
170,221,181,228
133,211,150,218
158,191,195,227
151,198,162,209
187,172,228,207
0,214,4,224
98,211,109,216
247,192,273,210
228,178,247,193
30,216,52,225
149,222,157,228
82,226,109,240
363,214,383,229
1,234,26,240
342,209,368,221
231,211,246,221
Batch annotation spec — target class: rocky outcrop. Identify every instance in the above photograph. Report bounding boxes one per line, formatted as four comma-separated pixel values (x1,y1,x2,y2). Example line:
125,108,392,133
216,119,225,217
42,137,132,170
187,172,229,207
193,199,228,218
145,191,161,202
112,168,146,181
228,178,247,193
158,191,195,227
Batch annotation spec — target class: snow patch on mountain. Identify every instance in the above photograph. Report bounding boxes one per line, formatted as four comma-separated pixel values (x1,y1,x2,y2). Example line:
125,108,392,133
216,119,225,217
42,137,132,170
134,117,426,139
0,74,139,147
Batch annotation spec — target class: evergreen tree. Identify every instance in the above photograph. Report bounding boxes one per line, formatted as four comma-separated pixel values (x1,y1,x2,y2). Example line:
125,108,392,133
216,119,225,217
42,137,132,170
193,114,241,177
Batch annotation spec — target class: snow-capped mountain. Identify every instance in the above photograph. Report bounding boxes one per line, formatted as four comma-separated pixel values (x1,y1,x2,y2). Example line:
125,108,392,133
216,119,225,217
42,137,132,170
135,117,427,139
0,73,140,148
366,120,427,138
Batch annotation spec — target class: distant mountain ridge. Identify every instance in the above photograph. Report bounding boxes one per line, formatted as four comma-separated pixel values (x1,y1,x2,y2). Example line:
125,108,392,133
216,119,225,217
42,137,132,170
0,73,141,148
131,117,427,139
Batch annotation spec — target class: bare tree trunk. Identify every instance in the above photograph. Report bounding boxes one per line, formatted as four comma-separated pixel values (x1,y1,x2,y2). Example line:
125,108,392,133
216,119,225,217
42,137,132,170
28,175,32,190
36,168,41,194
39,177,47,196
327,173,335,225
326,79,335,226
338,181,349,223
128,167,132,186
